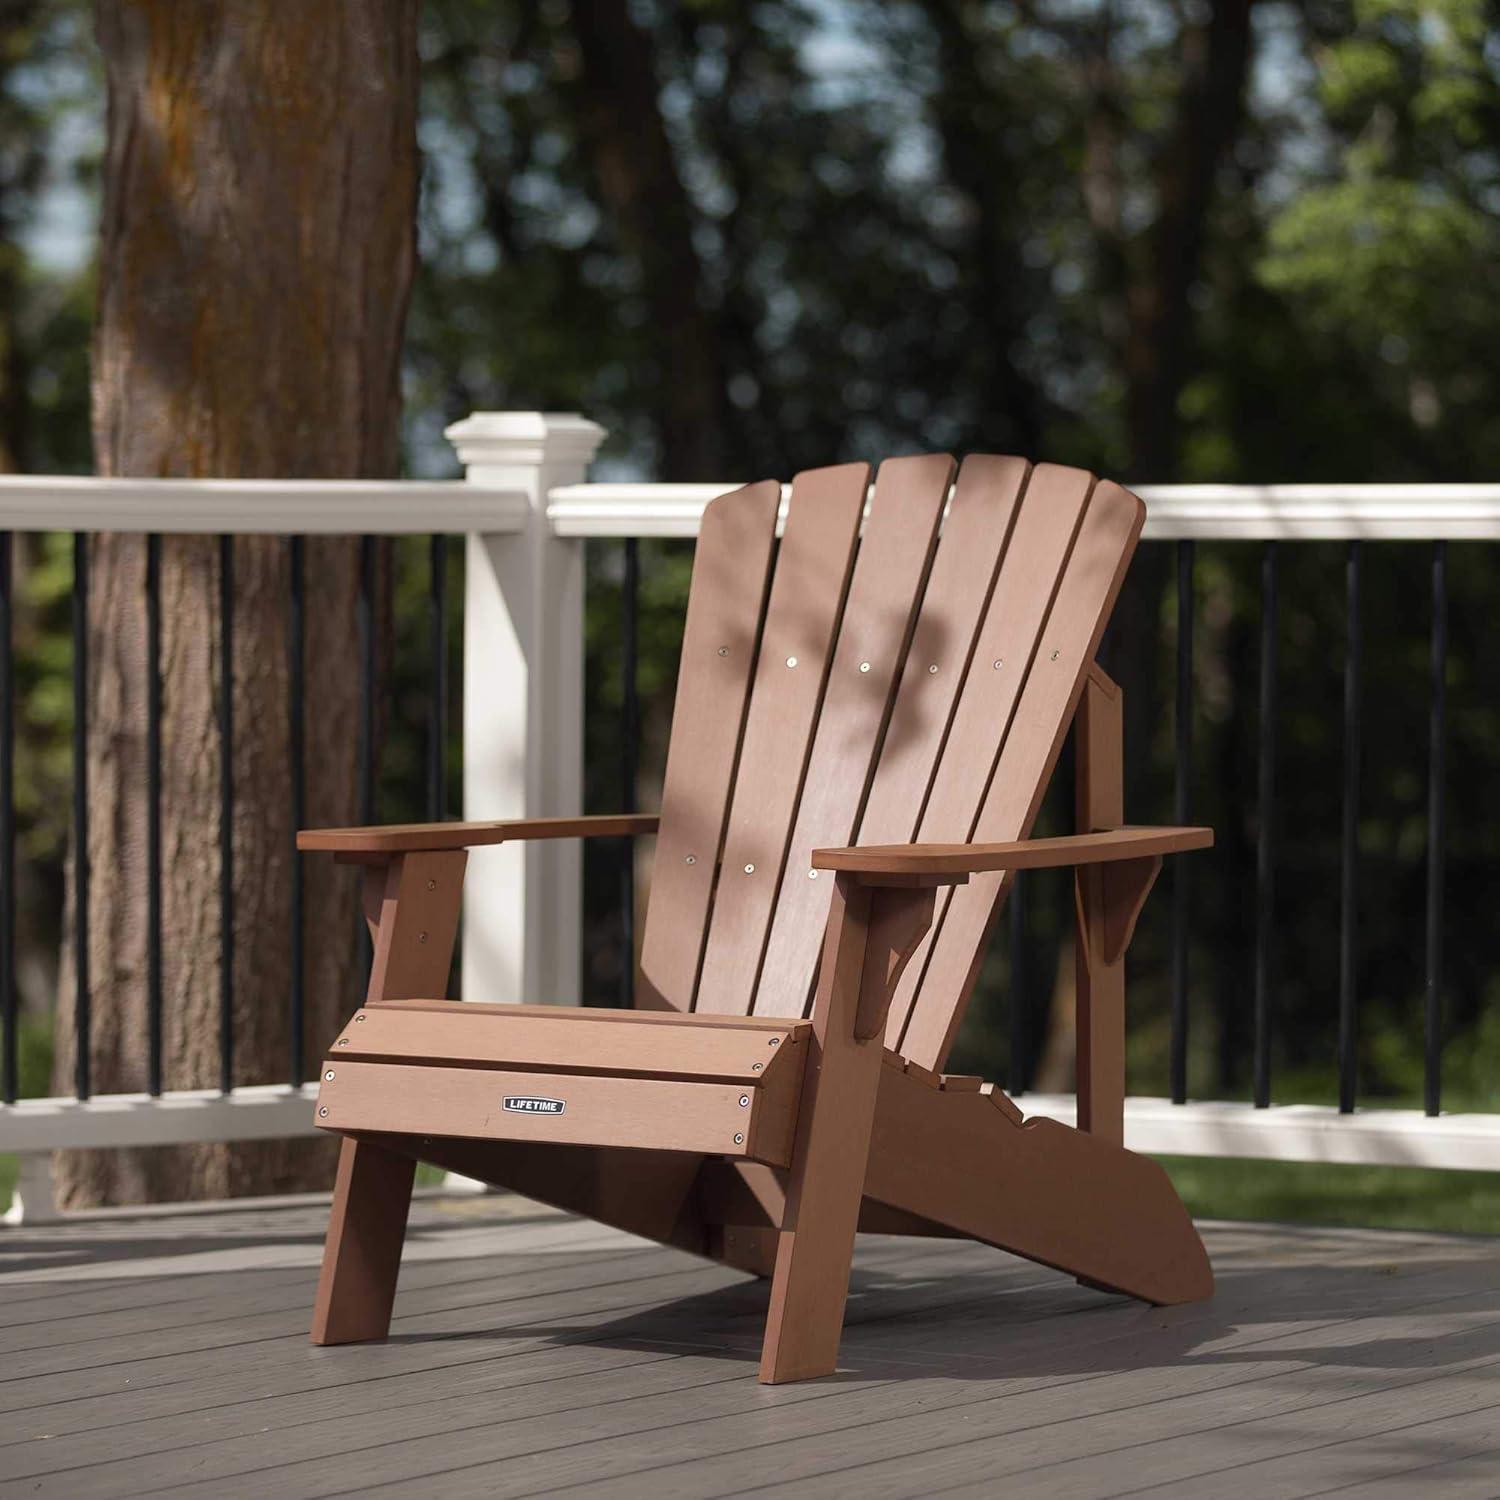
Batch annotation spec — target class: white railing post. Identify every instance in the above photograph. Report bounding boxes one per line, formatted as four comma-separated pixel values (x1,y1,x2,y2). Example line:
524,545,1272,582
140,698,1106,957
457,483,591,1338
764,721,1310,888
2,1154,59,1225
445,412,606,1007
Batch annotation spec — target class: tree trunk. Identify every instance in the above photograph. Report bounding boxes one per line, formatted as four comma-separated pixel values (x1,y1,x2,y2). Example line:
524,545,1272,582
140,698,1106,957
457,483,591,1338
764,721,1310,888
53,1,419,1208
1108,0,1255,814
568,0,730,479
1124,0,1256,480
920,0,1049,455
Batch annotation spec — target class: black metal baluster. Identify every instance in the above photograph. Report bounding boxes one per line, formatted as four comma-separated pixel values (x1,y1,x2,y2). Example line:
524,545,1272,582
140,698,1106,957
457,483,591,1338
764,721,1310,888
1254,543,1278,1109
620,538,639,1009
1171,540,1193,1104
72,533,90,1099
219,536,234,1095
1424,541,1447,1118
1338,540,1361,1114
288,536,306,1086
1009,872,1027,1095
145,536,163,1097
357,535,376,974
0,532,13,1105
428,535,448,822
358,535,376,825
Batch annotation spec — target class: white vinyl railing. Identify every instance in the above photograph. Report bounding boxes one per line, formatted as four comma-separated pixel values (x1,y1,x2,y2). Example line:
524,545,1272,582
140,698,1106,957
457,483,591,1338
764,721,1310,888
548,478,1500,539
3,410,1497,1224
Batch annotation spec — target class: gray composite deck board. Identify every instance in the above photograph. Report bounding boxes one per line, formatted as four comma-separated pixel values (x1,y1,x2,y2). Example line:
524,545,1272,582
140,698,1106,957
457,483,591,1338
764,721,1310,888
0,1194,1496,1498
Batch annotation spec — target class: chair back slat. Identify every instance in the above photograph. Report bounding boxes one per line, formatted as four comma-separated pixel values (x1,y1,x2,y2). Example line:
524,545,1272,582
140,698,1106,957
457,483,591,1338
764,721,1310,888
636,481,780,1011
692,464,869,1014
750,454,953,1017
894,479,1145,1066
879,463,1096,1045
642,453,1143,1063
857,455,1028,847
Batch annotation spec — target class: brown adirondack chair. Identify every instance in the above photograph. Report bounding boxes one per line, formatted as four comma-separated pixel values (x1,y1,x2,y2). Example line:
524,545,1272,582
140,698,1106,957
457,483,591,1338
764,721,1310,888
299,454,1214,1384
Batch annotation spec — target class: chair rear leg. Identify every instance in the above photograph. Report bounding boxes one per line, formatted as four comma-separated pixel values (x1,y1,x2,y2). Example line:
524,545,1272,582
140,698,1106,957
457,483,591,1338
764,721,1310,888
311,1137,416,1344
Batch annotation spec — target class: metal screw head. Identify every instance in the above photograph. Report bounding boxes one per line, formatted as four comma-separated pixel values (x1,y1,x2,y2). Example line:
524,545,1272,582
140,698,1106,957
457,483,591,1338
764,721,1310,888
354,1014,366,1023
807,868,818,879
993,659,1004,670
685,854,697,865
738,1095,750,1107
859,661,871,673
318,1106,329,1117
928,663,939,674
717,646,728,657
768,1037,780,1046
1050,649,1059,661
336,1037,349,1046
419,931,429,944
752,1061,764,1071
733,1133,744,1145
427,879,436,891
786,655,798,668
744,863,755,874
324,1070,336,1081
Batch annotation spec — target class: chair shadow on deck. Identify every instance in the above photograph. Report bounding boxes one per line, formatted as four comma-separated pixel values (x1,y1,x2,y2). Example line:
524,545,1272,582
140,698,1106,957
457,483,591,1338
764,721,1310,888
0,1203,568,1281
379,1223,1500,1385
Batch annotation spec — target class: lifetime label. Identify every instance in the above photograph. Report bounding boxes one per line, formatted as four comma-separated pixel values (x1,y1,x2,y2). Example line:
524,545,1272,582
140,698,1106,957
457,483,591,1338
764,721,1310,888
503,1095,566,1116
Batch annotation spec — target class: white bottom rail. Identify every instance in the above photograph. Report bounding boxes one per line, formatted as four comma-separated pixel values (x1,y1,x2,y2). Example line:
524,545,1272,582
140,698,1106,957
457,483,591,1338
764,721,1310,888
0,1082,320,1153
2,1084,320,1225
5,1086,1496,1225
1024,1094,1500,1172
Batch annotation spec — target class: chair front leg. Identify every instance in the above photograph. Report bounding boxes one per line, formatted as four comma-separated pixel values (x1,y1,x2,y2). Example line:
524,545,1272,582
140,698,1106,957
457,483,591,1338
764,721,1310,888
310,849,466,1346
759,876,935,1384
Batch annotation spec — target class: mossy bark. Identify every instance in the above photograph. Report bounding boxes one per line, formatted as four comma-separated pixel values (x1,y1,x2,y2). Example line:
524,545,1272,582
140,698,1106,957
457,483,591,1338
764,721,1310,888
53,1,419,1207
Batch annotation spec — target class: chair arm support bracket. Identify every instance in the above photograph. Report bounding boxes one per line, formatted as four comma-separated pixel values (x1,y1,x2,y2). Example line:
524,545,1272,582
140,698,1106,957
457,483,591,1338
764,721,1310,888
1075,854,1162,969
853,885,938,1041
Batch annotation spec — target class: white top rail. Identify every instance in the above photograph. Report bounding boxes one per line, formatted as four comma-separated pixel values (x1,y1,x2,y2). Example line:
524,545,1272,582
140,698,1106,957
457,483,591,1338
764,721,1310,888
0,476,528,534
549,481,1500,541
3,473,1499,540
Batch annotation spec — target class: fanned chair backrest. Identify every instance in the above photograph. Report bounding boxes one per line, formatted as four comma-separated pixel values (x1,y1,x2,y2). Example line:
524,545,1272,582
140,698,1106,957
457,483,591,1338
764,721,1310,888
636,454,1145,1073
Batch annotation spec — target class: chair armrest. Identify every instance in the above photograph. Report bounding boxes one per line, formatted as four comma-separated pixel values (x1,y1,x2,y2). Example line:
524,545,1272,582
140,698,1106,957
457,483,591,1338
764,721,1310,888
811,826,1212,885
297,813,659,856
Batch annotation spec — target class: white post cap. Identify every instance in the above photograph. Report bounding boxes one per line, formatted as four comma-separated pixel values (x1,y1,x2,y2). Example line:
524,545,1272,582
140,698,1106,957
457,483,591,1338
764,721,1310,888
444,412,606,477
